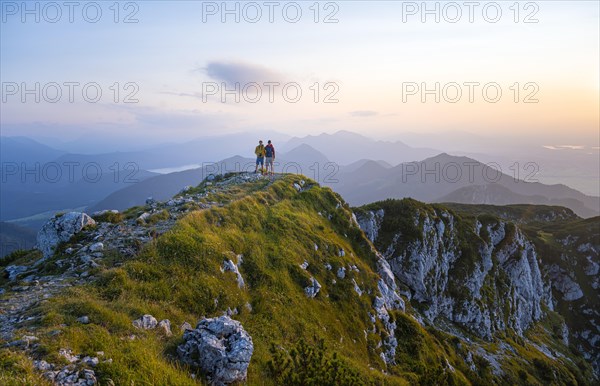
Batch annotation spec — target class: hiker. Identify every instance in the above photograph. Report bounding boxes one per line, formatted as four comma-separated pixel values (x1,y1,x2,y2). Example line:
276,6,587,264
254,140,266,173
265,140,276,175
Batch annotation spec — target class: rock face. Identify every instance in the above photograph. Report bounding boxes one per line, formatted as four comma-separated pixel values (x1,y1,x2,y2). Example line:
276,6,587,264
358,209,385,242
547,265,584,301
547,232,600,377
357,205,552,340
36,212,96,259
356,200,600,378
177,316,253,385
373,255,405,365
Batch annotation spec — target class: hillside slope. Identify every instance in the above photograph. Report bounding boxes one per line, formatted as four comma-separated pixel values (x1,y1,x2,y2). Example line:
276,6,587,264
0,174,597,385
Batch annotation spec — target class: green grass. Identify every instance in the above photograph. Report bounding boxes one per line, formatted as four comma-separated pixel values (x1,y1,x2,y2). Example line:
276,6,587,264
92,211,124,224
10,176,399,384
443,203,580,226
0,350,53,386
2,175,596,385
145,209,171,225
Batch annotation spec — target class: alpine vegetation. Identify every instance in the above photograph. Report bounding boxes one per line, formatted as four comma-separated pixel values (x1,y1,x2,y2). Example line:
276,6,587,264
0,173,598,385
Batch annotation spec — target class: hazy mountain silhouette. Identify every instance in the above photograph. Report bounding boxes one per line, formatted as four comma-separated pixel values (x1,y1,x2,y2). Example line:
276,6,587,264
89,156,252,211
0,221,36,257
90,145,334,211
340,159,393,173
329,153,599,218
436,184,598,218
3,135,598,225
280,130,440,165
0,136,66,164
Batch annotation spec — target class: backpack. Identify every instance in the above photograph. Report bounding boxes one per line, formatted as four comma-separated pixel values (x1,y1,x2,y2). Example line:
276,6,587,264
265,145,274,157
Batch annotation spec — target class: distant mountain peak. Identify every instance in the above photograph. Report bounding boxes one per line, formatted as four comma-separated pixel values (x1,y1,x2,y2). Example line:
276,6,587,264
421,152,475,163
282,143,329,159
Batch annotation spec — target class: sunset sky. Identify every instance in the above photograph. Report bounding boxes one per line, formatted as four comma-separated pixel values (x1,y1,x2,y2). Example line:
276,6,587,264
1,1,598,147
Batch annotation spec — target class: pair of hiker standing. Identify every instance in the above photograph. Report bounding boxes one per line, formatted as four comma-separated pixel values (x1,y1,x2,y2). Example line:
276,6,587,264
254,140,276,175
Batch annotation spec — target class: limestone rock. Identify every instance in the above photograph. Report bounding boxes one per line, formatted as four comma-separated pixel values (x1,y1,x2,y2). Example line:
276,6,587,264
358,208,553,340
181,322,193,332
137,212,151,223
89,242,104,252
132,314,158,330
548,265,584,301
355,209,385,243
304,277,321,298
158,319,172,337
36,212,96,259
177,316,253,385
221,258,245,289
5,265,27,281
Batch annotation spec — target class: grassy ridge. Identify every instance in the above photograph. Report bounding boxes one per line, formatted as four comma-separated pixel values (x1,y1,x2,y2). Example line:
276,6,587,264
6,176,403,384
2,175,596,385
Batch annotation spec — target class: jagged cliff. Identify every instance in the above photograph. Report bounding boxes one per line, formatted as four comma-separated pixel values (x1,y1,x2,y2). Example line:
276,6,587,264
356,199,599,379
355,200,552,339
0,174,597,385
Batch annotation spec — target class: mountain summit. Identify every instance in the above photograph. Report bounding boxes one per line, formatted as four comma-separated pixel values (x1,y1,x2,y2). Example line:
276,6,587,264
1,173,598,385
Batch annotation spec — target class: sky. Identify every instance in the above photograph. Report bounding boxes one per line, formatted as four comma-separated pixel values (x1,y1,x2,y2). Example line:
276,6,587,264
1,0,599,149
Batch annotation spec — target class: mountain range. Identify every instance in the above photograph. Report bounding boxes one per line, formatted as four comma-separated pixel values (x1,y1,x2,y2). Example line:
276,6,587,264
88,150,599,219
332,153,599,218
1,132,598,258
280,130,441,165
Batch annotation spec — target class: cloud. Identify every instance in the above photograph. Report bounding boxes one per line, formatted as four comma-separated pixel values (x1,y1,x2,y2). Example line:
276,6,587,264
159,91,203,100
349,110,378,117
202,61,285,85
543,145,586,151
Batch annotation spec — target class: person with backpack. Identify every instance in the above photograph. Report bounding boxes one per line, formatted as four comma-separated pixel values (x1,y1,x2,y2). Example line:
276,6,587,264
265,140,275,176
254,140,266,173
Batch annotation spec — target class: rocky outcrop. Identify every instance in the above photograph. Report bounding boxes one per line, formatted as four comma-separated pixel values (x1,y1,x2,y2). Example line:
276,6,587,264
376,257,405,312
221,255,245,289
547,265,584,301
544,232,600,377
372,256,405,364
132,314,173,337
304,277,321,298
36,212,96,259
158,319,173,337
178,316,253,385
4,265,28,281
355,210,407,366
32,348,112,385
132,314,158,330
357,209,385,243
357,206,552,340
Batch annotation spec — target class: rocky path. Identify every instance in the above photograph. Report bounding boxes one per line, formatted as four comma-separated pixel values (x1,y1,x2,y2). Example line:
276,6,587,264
0,276,74,341
0,172,279,345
